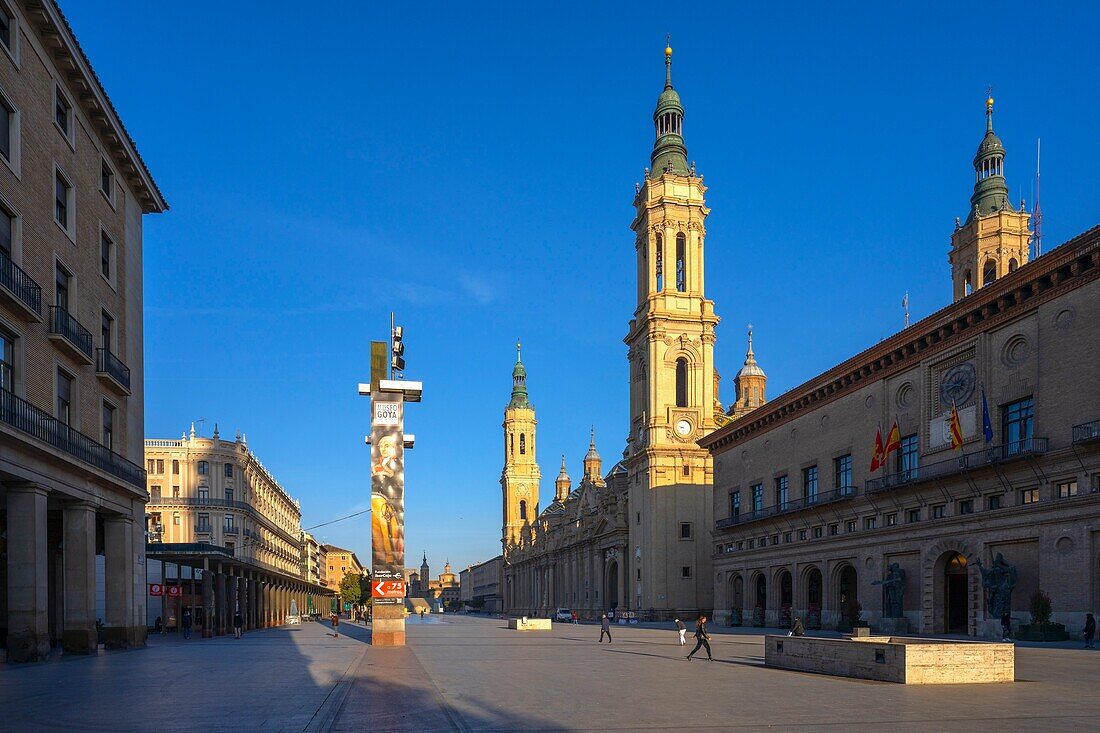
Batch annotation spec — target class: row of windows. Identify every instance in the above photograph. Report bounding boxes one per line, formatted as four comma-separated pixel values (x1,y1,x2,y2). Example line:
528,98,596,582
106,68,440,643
727,398,1036,518
148,459,236,478
654,233,688,293
720,476,1097,554
52,364,115,448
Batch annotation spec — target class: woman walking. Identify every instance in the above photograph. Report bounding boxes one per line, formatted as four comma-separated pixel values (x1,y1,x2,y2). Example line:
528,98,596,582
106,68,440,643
686,615,712,661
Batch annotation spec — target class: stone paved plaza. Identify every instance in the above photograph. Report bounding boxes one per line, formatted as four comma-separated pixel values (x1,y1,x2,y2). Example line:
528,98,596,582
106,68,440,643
2,616,1099,732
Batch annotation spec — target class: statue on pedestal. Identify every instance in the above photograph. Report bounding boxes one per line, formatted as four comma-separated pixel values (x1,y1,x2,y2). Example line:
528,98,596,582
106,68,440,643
873,563,906,619
977,553,1017,619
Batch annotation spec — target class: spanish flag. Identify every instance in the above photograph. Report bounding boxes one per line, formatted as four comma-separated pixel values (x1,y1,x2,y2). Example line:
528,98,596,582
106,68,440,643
884,419,901,456
870,428,884,471
949,402,964,450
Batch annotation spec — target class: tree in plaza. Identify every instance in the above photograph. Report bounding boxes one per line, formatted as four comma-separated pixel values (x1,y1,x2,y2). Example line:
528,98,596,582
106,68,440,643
340,573,363,607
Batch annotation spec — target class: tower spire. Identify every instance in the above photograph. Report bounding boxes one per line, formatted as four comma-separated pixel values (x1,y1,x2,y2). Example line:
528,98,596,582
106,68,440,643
665,34,673,89
508,340,530,409
651,38,688,176
968,89,1012,222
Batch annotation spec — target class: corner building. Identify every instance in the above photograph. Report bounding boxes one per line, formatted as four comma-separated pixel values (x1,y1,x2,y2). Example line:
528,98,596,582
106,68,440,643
0,1,167,661
703,100,1100,638
503,45,723,619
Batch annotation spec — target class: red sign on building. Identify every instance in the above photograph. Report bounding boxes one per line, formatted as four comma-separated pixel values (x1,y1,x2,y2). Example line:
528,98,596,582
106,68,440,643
149,584,164,596
166,585,181,597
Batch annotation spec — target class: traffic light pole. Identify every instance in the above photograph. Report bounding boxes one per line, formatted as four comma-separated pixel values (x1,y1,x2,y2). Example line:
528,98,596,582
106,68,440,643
360,317,419,646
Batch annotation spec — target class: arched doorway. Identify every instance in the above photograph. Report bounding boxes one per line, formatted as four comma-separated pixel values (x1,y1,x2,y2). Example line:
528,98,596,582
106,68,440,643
838,564,858,629
944,553,968,633
753,574,767,626
778,570,793,627
605,562,618,611
806,567,823,629
730,575,744,626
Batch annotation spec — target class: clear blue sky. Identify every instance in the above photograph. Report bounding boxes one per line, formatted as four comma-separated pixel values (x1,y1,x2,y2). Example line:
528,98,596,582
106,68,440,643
67,2,1098,576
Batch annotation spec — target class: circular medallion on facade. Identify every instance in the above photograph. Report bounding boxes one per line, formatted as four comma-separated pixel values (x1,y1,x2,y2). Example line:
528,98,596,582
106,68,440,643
1054,308,1075,330
821,414,830,430
939,362,976,406
1001,335,1030,368
865,395,876,409
896,382,915,410
1055,536,1075,556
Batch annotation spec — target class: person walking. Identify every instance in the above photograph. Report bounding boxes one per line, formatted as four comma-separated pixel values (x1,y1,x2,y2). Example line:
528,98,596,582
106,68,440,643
571,610,579,625
599,613,612,643
675,618,687,646
181,609,192,640
789,616,805,637
233,609,244,639
331,612,340,638
686,615,712,661
1084,612,1096,649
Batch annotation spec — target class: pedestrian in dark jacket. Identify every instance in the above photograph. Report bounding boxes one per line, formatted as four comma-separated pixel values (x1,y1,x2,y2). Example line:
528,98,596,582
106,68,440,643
789,617,805,637
233,610,244,639
675,618,687,646
599,613,612,643
181,609,192,640
331,612,339,638
686,615,712,661
1085,612,1096,649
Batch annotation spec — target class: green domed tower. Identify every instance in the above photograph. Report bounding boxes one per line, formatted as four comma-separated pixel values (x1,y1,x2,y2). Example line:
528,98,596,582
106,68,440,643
651,42,689,176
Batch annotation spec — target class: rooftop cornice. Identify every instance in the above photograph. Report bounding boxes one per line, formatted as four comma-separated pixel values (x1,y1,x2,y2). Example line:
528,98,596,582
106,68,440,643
24,0,167,213
699,225,1100,453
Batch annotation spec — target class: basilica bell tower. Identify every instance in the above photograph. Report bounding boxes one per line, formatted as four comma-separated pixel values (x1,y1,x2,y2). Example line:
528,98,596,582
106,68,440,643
623,42,717,613
501,343,541,554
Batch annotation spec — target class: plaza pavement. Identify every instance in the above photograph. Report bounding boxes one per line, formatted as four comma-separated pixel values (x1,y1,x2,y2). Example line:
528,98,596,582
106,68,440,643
2,614,1099,732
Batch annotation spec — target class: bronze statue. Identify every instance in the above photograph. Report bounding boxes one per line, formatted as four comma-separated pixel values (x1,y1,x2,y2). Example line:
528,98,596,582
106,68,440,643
873,563,906,618
976,553,1017,619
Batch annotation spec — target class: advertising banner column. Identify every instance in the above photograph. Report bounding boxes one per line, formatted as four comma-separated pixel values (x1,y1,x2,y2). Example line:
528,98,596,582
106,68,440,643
370,387,407,646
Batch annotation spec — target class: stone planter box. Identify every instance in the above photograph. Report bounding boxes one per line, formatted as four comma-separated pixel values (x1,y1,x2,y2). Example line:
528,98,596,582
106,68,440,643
507,617,552,631
1017,623,1069,641
764,635,1014,684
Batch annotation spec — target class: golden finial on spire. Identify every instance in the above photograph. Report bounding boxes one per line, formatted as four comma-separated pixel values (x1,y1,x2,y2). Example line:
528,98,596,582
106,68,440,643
986,85,994,109
665,33,672,58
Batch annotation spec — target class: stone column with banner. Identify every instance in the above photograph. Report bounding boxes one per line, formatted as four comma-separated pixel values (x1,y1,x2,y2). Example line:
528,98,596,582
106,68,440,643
366,377,421,646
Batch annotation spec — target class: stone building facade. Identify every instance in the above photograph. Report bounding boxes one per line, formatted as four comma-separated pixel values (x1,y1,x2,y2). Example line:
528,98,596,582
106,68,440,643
145,427,332,633
324,544,364,601
502,44,726,620
301,531,326,588
703,102,1099,638
0,0,166,661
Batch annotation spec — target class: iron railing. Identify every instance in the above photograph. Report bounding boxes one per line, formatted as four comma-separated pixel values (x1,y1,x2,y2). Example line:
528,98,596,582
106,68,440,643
224,526,239,535
48,305,93,359
96,348,131,391
866,438,1048,493
715,486,858,529
146,542,234,558
0,386,144,488
0,250,42,316
150,496,250,511
1072,420,1100,444
195,524,212,534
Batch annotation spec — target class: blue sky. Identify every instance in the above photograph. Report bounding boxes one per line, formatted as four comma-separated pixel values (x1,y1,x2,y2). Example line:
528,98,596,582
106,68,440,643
67,2,1098,575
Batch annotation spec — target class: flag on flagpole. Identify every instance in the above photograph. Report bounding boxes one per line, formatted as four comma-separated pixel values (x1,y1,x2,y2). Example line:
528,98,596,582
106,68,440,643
870,427,884,471
949,402,964,449
884,420,901,457
981,388,994,444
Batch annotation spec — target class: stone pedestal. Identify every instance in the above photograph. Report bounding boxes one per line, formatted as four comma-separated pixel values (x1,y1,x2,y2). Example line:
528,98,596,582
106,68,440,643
372,604,405,646
876,617,910,635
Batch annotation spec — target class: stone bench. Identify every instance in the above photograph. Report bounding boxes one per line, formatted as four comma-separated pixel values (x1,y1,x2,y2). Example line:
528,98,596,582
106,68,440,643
507,617,552,631
764,635,1014,684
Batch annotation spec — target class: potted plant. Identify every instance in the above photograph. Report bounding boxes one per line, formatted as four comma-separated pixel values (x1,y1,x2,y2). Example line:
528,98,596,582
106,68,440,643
1017,590,1069,641
729,608,742,626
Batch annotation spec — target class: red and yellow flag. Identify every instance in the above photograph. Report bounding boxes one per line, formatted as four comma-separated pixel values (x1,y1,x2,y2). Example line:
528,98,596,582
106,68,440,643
870,428,884,471
884,420,901,456
949,403,964,450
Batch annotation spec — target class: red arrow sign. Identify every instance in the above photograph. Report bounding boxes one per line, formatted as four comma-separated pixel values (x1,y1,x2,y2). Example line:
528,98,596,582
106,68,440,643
372,580,405,599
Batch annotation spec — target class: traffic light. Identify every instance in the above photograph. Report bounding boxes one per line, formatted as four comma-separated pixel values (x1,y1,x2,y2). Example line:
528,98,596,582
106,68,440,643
391,325,405,373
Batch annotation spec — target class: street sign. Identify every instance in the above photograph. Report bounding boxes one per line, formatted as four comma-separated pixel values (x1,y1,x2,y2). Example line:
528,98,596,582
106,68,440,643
372,580,406,599
166,585,181,597
149,583,163,596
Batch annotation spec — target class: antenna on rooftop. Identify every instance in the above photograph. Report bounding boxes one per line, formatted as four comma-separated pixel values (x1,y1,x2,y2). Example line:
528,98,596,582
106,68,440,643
1032,138,1043,257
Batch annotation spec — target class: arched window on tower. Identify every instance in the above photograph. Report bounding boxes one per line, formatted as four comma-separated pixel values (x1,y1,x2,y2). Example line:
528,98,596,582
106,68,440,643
675,358,688,407
675,233,686,291
964,270,973,296
1008,258,1018,272
519,500,527,520
510,433,513,455
982,260,997,287
655,234,664,291
519,434,526,455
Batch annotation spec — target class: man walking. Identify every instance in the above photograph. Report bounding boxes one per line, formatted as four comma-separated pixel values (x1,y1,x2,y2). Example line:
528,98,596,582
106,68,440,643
571,610,579,625
233,609,244,639
181,609,192,640
331,611,340,638
1084,612,1095,649
599,613,612,643
675,618,687,646
686,615,712,661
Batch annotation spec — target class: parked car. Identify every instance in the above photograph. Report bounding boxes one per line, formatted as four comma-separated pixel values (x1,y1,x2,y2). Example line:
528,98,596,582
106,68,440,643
553,608,573,622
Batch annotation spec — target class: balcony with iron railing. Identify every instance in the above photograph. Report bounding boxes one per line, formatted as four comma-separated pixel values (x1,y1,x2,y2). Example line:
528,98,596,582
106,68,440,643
865,438,1048,494
147,496,300,546
1073,420,1100,445
224,525,239,535
195,523,212,534
48,305,93,363
146,542,235,558
0,250,43,320
96,348,131,395
0,386,145,489
715,486,858,530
